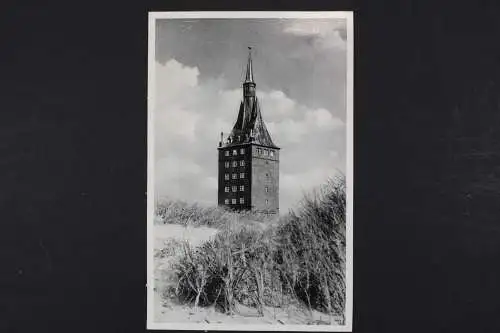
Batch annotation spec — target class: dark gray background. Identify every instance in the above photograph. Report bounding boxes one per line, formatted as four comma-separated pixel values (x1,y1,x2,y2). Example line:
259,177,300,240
2,1,500,333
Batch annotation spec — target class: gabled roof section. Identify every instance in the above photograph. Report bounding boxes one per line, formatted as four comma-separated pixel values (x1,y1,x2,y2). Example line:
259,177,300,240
248,98,277,148
227,97,278,149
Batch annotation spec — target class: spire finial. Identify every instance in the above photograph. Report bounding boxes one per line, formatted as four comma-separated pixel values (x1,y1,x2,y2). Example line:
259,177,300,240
244,46,254,83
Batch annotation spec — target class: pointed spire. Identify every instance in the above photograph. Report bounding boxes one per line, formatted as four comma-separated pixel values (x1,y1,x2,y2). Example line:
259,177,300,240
244,47,254,83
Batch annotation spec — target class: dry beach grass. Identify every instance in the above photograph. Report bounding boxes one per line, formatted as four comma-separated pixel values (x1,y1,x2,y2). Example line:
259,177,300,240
153,176,346,325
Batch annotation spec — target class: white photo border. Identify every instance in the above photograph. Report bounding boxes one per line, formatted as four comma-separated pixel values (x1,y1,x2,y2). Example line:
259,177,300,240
147,11,354,331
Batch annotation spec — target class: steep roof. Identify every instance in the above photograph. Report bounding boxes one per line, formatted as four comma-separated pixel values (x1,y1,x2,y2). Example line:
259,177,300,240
228,97,278,148
221,48,279,149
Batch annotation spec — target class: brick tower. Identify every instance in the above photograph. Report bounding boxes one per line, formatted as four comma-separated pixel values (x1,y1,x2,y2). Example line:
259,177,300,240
217,47,280,215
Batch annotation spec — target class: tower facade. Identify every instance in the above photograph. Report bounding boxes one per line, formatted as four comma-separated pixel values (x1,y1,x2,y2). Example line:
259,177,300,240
217,48,280,215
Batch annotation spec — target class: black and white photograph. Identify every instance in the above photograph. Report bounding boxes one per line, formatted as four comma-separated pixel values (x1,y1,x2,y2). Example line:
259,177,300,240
147,11,353,331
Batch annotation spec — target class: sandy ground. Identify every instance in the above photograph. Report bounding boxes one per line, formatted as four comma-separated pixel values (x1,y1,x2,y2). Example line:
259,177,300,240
154,224,218,249
152,223,339,326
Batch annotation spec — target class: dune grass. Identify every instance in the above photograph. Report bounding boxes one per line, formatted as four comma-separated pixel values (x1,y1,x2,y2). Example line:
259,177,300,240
156,176,346,324
155,199,272,228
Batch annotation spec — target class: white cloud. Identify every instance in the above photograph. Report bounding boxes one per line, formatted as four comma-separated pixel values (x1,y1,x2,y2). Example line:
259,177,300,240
155,59,199,106
305,108,345,130
259,90,297,117
155,107,199,143
283,19,346,50
156,155,202,181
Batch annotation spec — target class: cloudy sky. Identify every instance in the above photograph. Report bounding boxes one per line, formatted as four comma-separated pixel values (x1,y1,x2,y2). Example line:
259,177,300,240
153,17,348,213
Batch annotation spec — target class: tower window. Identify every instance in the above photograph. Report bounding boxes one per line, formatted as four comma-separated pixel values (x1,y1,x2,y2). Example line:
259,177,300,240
232,161,237,167
232,198,237,204
240,185,244,191
232,186,237,192
240,148,245,154
224,187,229,193
232,173,237,179
225,162,229,168
225,151,229,157
240,172,245,179
233,149,237,156
265,187,268,193
224,174,229,180
240,197,245,204
240,160,245,167
224,199,229,204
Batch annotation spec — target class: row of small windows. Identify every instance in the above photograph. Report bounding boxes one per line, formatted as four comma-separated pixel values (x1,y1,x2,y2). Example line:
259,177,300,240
225,185,245,192
224,185,270,193
225,198,245,204
256,148,275,157
225,173,245,180
225,148,245,157
224,171,270,178
224,198,269,205
224,160,245,168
